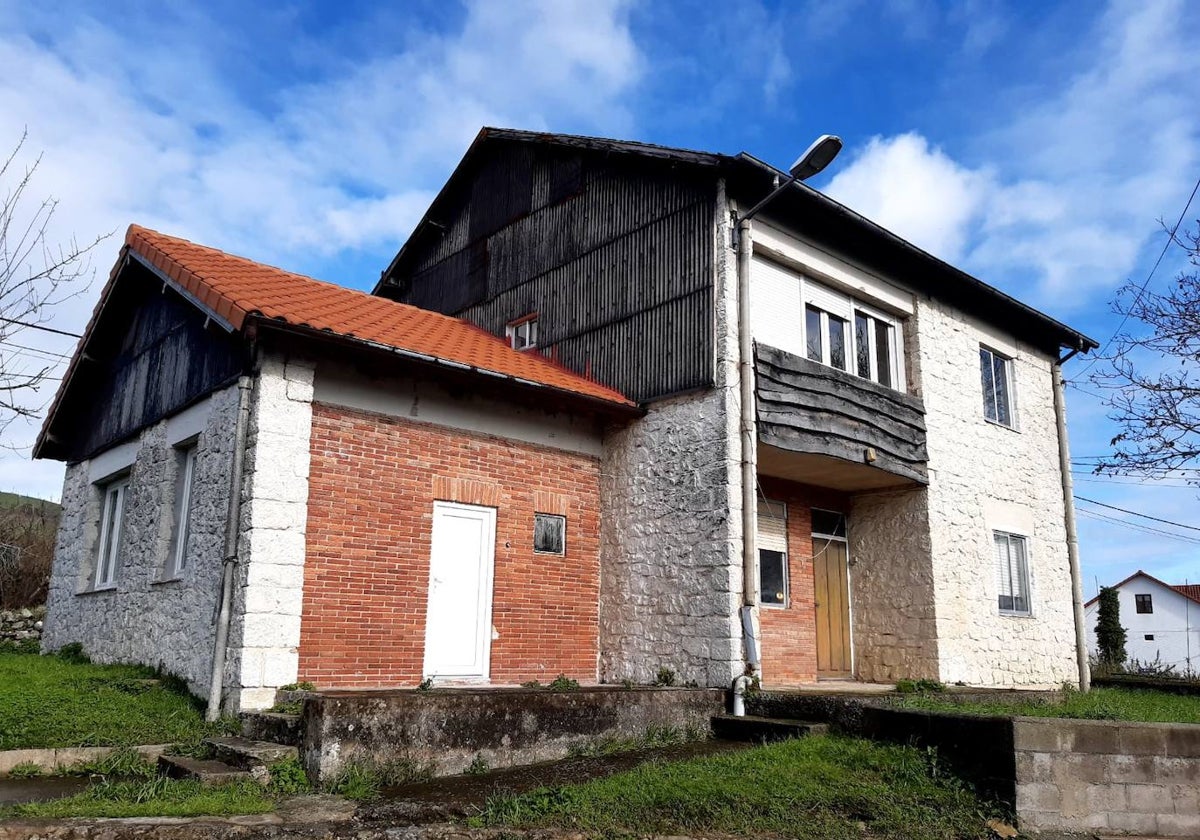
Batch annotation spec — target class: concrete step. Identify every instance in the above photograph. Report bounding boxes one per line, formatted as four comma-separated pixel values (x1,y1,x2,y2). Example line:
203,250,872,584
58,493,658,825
157,754,253,786
710,714,829,743
241,711,303,747
205,736,298,769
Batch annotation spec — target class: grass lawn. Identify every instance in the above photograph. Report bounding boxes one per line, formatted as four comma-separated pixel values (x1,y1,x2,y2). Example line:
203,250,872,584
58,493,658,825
0,778,275,819
895,686,1200,724
473,735,999,840
0,651,211,749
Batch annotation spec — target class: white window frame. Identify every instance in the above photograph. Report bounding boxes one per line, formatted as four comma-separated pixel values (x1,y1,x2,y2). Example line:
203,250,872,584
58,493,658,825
994,530,1032,616
93,477,129,590
166,445,198,579
506,316,538,351
980,345,1017,429
533,512,566,555
853,306,900,389
795,275,906,391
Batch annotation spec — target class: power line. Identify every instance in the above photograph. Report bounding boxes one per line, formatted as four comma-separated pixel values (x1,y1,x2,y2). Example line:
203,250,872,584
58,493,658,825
1075,495,1200,533
1078,174,1200,377
1076,508,1200,545
0,340,72,360
0,316,82,339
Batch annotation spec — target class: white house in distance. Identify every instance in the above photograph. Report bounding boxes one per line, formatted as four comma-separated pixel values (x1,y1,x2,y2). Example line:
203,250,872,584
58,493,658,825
1085,570,1200,675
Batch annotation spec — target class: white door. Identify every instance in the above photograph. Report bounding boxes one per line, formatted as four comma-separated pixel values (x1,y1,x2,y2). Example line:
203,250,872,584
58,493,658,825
422,502,496,680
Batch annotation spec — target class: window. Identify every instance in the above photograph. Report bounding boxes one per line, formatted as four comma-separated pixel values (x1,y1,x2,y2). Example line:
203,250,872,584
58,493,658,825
804,304,849,372
980,346,1015,427
855,311,896,388
94,478,129,589
1135,594,1153,614
757,500,788,606
166,445,198,578
506,316,538,351
994,531,1030,615
1144,634,1155,641
811,509,847,539
750,260,906,391
533,513,565,554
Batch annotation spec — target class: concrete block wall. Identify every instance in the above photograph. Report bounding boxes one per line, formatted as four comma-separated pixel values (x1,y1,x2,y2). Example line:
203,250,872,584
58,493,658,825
1015,717,1200,836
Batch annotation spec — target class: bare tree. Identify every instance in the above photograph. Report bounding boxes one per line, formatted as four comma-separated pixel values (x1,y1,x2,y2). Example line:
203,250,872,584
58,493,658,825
1091,221,1200,483
0,129,108,435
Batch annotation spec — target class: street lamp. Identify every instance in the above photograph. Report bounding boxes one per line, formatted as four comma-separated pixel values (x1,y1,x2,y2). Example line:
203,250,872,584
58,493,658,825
735,135,843,688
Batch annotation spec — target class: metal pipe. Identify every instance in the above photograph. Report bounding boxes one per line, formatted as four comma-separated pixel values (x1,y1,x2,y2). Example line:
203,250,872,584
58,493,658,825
736,217,761,676
1052,361,1090,692
206,375,254,721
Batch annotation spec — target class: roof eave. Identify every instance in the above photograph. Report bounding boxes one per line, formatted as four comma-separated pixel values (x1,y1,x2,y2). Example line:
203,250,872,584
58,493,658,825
250,316,643,419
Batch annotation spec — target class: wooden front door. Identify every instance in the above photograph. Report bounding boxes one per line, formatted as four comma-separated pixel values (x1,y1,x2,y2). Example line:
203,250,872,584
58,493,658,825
813,538,852,677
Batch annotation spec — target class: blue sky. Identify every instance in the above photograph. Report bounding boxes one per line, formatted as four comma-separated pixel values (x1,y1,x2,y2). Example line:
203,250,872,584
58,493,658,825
0,0,1197,594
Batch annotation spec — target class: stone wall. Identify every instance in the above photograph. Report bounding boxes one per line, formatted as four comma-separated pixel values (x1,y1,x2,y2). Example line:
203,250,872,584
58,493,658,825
914,299,1077,687
849,487,940,682
1014,717,1200,836
41,385,241,697
597,179,742,689
0,606,44,644
302,686,725,781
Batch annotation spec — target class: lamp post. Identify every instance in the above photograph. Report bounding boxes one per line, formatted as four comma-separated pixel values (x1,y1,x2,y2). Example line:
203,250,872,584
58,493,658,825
734,135,842,681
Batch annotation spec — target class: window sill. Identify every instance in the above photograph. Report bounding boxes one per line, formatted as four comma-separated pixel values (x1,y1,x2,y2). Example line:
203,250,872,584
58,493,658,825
759,602,788,610
999,611,1034,619
76,584,117,596
152,575,184,586
984,417,1020,433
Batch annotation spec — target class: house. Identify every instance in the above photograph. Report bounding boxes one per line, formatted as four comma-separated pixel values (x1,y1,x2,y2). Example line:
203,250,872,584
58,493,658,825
1085,570,1200,675
37,128,1097,714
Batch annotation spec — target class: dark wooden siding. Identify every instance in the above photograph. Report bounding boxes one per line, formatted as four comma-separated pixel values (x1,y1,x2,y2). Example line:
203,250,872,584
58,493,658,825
756,344,928,484
55,260,245,462
381,142,716,402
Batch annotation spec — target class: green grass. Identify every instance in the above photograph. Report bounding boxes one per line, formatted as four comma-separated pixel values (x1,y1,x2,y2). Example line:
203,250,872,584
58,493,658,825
0,778,274,819
473,735,998,839
895,686,1200,724
0,652,210,749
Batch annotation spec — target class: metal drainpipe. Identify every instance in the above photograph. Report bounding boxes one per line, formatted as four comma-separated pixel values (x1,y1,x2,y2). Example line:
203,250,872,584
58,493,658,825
736,217,761,676
206,375,254,722
1052,354,1090,692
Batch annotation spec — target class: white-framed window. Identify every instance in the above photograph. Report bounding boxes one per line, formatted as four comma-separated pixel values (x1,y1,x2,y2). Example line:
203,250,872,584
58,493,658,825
994,531,1031,616
506,316,538,351
750,260,905,390
980,346,1015,428
854,310,897,389
93,477,129,589
533,513,565,555
757,499,788,607
166,444,198,578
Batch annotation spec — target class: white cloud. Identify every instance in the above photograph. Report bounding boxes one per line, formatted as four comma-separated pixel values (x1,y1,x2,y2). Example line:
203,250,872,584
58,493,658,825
822,2,1200,308
0,0,645,498
825,132,992,263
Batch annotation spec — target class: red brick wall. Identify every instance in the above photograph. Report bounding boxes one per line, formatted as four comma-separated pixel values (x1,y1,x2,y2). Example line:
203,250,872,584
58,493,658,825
299,402,602,688
757,478,848,686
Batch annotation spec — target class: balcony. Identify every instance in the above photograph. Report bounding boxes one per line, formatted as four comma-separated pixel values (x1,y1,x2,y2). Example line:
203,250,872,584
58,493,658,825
755,344,928,490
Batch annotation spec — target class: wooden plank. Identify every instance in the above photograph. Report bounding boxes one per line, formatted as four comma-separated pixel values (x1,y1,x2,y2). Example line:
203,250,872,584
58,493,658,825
758,425,928,485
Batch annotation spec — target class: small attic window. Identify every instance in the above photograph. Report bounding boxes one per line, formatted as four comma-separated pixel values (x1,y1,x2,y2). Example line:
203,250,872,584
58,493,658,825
507,315,538,351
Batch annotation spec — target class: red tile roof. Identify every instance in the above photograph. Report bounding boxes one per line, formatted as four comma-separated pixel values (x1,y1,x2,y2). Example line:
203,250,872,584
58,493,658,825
124,225,634,408
1174,584,1200,604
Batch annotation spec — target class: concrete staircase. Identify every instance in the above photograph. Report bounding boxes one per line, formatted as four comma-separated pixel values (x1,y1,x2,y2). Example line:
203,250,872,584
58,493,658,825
710,714,829,743
157,736,300,786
